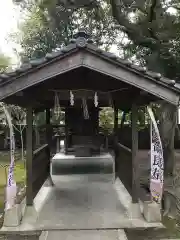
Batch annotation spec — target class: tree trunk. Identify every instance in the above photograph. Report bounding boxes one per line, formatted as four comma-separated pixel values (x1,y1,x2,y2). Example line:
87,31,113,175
159,102,176,177
159,102,180,218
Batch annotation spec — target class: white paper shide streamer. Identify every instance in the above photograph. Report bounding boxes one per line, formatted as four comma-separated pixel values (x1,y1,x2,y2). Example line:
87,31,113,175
94,92,98,107
3,105,17,210
70,90,74,106
147,106,164,203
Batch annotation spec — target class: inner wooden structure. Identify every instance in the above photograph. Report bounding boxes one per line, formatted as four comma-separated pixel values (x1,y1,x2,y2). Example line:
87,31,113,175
0,30,180,206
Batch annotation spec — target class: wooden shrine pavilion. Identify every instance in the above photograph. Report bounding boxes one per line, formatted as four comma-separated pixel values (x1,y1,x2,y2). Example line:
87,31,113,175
0,30,180,210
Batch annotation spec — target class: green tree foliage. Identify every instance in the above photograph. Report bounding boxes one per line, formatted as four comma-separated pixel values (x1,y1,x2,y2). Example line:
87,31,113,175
110,0,180,79
12,0,119,59
0,53,11,72
14,0,180,79
99,108,114,134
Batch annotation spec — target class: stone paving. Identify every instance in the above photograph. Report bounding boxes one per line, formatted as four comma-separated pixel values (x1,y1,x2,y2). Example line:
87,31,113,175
35,180,127,230
43,229,128,240
0,171,166,239
1,150,180,239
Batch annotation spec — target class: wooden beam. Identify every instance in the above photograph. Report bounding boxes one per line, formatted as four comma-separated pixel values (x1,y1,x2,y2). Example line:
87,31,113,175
82,53,180,105
0,51,82,101
26,106,33,206
116,142,132,154
131,103,139,203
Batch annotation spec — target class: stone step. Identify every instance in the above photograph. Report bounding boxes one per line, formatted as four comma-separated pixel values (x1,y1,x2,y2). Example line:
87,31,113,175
40,229,128,240
51,153,114,177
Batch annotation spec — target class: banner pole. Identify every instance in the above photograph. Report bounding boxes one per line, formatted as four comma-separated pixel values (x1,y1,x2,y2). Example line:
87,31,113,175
2,104,17,210
147,106,164,204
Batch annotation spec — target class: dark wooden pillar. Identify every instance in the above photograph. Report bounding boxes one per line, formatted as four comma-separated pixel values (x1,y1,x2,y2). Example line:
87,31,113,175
46,108,54,186
131,103,139,203
26,106,33,206
92,108,99,135
120,111,126,130
46,108,51,147
65,108,68,154
114,106,118,139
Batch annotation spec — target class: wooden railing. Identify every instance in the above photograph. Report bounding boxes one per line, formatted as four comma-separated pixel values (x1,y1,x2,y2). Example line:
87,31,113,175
114,141,133,195
32,144,50,199
114,141,151,201
115,142,132,154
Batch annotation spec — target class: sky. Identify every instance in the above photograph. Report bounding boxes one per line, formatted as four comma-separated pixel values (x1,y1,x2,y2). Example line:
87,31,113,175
0,0,21,64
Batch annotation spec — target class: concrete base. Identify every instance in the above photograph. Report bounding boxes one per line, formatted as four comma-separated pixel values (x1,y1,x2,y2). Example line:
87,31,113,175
139,200,162,223
51,153,115,183
3,197,26,227
39,231,49,240
127,203,142,220
21,205,38,227
114,178,132,211
3,180,51,228
40,229,128,240
0,178,164,234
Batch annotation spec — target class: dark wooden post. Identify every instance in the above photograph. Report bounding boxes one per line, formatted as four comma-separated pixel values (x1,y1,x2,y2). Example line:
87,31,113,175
26,106,33,206
92,108,99,135
120,111,126,130
65,108,68,154
46,108,51,147
131,103,139,203
114,106,118,142
46,108,54,186
55,133,60,153
96,108,100,135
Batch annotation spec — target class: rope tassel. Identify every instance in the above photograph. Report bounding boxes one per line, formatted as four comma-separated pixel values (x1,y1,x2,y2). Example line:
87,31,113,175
82,97,89,119
54,92,61,119
108,93,113,108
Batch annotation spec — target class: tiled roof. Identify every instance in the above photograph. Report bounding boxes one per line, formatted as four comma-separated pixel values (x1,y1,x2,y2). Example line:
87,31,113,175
0,30,178,91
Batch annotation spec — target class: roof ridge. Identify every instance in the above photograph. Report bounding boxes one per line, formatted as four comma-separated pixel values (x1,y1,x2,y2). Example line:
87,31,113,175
0,30,177,89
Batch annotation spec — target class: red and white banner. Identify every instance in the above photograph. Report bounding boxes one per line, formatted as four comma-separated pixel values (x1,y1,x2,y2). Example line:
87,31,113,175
147,106,164,203
3,105,17,210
